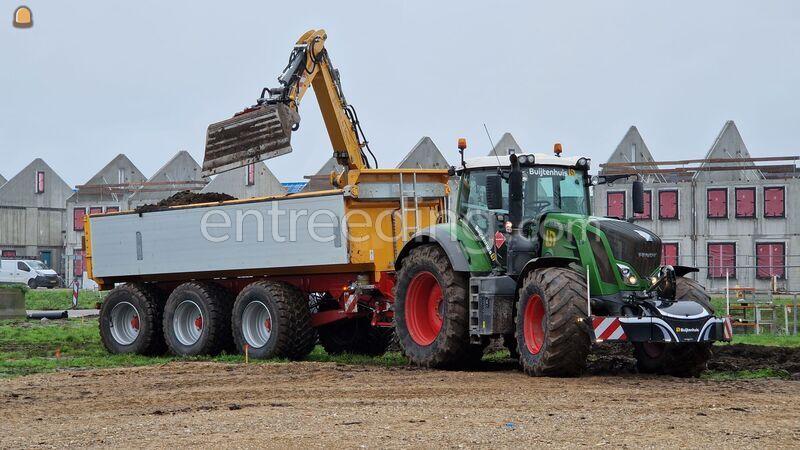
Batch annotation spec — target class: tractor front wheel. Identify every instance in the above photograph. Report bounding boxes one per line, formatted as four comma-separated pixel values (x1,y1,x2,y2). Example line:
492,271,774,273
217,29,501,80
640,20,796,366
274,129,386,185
394,245,471,368
515,267,591,376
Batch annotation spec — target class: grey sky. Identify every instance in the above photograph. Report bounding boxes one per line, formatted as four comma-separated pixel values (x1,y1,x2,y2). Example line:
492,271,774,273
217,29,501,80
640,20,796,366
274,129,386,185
1,1,798,186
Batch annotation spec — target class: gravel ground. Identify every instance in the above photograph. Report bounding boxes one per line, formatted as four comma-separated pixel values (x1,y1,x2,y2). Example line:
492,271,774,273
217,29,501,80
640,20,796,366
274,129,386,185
1,361,798,448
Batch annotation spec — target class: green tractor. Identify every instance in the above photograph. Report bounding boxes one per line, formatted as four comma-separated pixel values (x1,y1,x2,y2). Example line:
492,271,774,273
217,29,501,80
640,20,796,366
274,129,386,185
393,144,732,377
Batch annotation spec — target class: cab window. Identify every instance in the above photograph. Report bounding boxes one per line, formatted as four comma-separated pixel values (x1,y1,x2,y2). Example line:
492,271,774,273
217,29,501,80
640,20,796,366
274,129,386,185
18,262,30,272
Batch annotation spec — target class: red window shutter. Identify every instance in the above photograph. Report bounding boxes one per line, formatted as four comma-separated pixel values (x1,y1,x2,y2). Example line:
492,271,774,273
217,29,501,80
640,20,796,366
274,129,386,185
635,191,652,220
73,208,86,231
706,188,727,218
35,171,45,194
735,187,755,218
661,243,678,266
764,187,785,218
106,206,120,213
658,190,678,219
756,243,785,279
89,207,103,215
607,192,625,219
246,163,256,186
73,250,84,277
1,250,16,257
708,243,735,278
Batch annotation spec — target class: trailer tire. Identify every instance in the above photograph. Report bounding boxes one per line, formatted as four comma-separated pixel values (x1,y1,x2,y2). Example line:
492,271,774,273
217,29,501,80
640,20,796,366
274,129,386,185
163,282,232,357
232,281,316,360
99,283,166,355
515,267,591,377
318,317,393,356
394,245,471,368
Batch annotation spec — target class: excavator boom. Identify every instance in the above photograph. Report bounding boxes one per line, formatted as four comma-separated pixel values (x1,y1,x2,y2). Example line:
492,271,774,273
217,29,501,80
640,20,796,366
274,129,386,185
201,29,371,178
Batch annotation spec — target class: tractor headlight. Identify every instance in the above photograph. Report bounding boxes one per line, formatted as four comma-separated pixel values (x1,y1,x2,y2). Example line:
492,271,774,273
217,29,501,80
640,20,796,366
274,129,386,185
617,263,639,286
577,157,590,170
518,155,528,164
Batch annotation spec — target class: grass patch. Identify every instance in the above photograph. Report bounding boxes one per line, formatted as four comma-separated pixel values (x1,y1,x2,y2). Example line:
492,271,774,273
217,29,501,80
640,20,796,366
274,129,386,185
0,318,406,379
701,368,791,381
720,333,800,347
24,289,104,310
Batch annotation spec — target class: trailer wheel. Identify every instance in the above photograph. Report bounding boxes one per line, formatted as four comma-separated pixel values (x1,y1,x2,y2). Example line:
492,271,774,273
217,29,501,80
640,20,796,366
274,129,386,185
634,277,713,377
318,317,393,356
515,267,591,377
232,281,316,360
99,283,166,355
394,245,471,368
163,282,232,356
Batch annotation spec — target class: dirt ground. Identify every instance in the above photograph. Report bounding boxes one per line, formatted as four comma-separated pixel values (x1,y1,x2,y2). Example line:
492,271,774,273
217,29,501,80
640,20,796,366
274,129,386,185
2,360,799,448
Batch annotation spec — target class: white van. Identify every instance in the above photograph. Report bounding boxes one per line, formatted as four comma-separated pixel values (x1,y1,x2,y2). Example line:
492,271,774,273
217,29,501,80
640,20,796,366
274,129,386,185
0,259,61,289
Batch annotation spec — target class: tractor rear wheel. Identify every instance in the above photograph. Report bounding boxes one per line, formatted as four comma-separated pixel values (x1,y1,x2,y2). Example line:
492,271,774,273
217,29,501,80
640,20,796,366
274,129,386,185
99,283,166,355
318,317,393,356
394,245,471,368
633,277,713,377
515,267,591,376
163,282,232,356
231,281,316,360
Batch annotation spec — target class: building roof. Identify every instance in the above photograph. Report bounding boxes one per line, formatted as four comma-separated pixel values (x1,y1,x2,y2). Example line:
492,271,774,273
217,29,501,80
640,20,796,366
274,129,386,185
281,182,308,194
693,120,764,182
129,151,205,203
0,173,6,187
84,153,147,186
603,126,666,183
487,132,524,156
301,156,342,192
397,137,450,169
0,158,73,209
201,161,286,198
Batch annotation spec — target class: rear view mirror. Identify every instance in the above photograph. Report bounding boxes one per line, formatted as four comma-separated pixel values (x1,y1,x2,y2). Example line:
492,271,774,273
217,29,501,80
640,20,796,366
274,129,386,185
632,181,644,215
486,175,504,210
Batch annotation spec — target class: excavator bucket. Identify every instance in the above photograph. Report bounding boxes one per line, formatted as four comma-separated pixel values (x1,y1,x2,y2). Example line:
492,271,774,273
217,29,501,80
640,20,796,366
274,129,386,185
201,103,299,177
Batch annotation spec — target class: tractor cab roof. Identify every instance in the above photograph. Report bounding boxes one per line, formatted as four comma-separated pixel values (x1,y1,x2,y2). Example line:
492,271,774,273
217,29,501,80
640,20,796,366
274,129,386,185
463,153,585,170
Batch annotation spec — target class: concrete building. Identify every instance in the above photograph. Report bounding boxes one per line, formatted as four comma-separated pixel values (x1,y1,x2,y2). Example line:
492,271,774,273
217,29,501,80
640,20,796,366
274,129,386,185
64,154,147,285
201,162,286,198
594,121,799,292
488,132,524,156
128,151,206,209
0,159,73,276
397,137,449,169
301,157,341,192
0,173,7,187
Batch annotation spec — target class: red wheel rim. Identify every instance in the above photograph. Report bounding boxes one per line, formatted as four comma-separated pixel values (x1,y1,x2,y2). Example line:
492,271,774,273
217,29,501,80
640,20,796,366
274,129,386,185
405,271,443,346
523,294,545,355
130,315,140,331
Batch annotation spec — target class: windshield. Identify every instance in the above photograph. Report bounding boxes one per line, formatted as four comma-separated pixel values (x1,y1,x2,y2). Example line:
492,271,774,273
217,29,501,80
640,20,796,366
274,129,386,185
458,166,589,238
27,261,48,270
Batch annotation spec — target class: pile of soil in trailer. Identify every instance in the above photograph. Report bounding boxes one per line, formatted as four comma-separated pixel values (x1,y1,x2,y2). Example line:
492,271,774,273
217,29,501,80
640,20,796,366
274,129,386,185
135,191,237,213
587,343,800,375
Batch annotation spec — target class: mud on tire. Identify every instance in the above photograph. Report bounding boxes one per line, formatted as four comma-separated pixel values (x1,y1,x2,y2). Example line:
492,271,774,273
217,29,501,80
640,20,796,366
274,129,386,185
231,281,317,360
394,245,471,368
515,267,591,376
163,282,233,356
99,283,166,355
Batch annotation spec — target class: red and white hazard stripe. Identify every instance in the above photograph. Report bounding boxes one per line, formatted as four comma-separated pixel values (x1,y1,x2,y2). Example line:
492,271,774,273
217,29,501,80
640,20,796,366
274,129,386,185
723,316,733,341
344,294,358,313
592,316,627,341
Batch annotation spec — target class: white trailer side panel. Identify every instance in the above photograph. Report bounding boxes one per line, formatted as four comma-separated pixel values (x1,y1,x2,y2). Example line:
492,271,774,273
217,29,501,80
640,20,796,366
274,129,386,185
89,194,349,278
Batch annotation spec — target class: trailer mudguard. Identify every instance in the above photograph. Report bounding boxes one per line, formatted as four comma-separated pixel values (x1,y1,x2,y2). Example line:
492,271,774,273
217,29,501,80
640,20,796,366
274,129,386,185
395,227,471,272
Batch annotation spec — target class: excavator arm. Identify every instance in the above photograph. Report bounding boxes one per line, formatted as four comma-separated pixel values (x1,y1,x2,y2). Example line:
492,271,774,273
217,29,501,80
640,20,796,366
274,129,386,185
202,29,374,178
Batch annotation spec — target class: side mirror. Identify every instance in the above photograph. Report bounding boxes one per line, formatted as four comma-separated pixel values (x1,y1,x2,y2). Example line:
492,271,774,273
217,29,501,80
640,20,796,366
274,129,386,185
486,175,504,210
632,180,644,215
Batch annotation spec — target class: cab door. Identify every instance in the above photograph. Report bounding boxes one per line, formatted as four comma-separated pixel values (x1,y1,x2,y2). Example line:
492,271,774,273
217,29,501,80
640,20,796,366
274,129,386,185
16,261,32,284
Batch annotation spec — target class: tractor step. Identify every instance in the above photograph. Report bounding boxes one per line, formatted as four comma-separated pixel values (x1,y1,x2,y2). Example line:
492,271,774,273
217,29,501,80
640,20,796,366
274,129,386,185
202,103,299,177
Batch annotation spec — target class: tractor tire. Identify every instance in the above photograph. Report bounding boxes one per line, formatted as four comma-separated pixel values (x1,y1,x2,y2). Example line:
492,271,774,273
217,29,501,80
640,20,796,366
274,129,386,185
394,245,471,368
318,317,393,356
99,283,166,355
503,334,520,360
163,282,232,357
231,281,316,360
634,277,713,377
676,276,715,313
633,342,712,378
515,267,591,376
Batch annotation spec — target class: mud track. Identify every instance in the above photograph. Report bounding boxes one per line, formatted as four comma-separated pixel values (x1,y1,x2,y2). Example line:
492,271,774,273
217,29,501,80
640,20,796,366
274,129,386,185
1,360,798,448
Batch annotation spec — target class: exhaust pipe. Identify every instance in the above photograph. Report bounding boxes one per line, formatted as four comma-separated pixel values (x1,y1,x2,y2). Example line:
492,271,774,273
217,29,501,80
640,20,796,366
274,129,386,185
201,103,300,177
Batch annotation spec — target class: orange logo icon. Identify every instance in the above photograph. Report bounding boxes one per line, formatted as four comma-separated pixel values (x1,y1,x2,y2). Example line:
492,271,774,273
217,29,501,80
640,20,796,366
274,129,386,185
13,5,33,28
